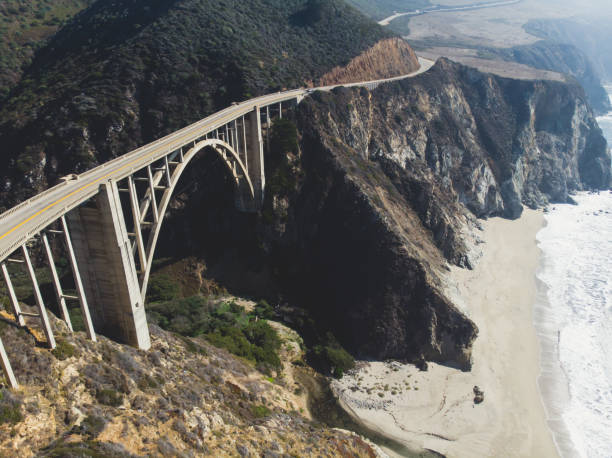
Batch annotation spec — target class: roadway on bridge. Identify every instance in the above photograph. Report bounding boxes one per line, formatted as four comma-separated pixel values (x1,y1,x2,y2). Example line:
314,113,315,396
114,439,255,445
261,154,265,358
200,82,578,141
0,57,434,262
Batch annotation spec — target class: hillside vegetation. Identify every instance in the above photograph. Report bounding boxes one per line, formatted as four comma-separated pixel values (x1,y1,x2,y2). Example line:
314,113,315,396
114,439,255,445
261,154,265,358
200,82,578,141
0,0,95,100
0,0,395,209
0,308,375,456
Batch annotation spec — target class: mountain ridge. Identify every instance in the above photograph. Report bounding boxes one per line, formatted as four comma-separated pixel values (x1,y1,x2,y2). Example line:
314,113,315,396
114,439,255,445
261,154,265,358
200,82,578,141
0,0,403,210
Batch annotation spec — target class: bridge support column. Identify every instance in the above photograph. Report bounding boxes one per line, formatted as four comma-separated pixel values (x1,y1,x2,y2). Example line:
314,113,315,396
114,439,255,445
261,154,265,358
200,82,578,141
1,262,25,327
242,106,265,210
23,245,56,349
0,337,17,389
66,182,151,350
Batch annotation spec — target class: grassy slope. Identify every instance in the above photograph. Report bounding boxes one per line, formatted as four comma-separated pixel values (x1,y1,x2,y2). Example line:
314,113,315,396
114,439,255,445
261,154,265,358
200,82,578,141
0,0,393,208
0,0,95,100
345,0,430,21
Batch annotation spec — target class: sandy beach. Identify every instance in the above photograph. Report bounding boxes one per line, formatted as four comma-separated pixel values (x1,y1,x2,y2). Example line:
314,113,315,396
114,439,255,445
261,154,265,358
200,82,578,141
333,209,559,457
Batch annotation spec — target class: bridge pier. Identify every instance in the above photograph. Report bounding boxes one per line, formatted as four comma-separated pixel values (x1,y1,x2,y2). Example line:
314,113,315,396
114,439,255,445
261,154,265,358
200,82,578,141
236,106,265,211
66,182,151,350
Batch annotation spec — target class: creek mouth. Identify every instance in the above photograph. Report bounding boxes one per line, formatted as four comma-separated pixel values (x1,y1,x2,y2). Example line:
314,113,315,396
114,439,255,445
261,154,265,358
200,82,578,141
294,367,441,457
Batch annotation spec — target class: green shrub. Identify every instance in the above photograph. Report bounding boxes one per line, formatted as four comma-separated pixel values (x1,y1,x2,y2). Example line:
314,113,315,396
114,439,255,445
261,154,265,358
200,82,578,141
251,405,271,418
52,338,77,360
206,322,281,372
148,295,281,374
147,275,180,303
310,343,355,378
0,403,22,425
147,295,213,336
253,299,275,320
80,414,107,437
138,374,163,391
95,389,123,407
0,391,22,425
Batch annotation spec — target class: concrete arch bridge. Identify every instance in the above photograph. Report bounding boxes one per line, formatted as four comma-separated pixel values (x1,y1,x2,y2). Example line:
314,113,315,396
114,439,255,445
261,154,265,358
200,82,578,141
0,58,433,387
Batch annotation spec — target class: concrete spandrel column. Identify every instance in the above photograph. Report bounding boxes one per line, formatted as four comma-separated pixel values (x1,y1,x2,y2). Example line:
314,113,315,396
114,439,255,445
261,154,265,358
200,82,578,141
1,262,25,327
0,337,17,389
61,215,96,341
22,245,56,349
42,233,73,332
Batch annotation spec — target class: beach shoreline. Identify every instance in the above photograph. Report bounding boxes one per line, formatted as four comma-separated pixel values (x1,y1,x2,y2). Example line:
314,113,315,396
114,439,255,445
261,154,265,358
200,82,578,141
333,209,559,457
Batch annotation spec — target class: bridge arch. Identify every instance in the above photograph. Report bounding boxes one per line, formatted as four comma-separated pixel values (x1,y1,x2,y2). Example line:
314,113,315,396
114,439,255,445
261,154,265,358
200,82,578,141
138,138,255,298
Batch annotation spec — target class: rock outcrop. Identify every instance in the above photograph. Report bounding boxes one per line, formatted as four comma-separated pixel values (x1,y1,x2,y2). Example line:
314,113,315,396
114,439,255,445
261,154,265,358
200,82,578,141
154,59,610,372
281,58,609,365
310,58,610,221
318,37,420,86
483,40,612,114
0,311,377,457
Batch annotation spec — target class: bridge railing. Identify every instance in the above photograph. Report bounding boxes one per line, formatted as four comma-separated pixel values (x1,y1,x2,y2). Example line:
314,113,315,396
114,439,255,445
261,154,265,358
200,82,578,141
0,61,435,261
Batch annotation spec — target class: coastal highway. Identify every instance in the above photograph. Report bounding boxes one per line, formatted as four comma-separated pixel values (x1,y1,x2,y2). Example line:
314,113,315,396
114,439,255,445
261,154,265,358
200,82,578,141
0,57,434,262
379,0,522,26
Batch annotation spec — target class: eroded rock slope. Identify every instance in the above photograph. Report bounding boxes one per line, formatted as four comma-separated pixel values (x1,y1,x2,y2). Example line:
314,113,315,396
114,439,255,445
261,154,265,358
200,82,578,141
256,58,610,368
0,311,377,457
155,59,610,372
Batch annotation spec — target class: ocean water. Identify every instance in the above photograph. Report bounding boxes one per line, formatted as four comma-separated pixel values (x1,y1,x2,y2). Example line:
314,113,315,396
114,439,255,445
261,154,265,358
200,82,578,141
534,96,612,458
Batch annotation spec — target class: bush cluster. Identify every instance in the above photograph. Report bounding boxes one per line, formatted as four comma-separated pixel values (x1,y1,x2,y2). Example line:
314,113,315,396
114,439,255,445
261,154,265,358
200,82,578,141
51,338,77,360
308,334,355,378
147,284,281,373
251,404,271,418
147,274,180,303
95,388,123,407
0,390,22,425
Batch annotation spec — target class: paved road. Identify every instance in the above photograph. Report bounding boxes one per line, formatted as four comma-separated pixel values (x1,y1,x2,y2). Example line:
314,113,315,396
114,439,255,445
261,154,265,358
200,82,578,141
0,57,434,262
379,0,522,26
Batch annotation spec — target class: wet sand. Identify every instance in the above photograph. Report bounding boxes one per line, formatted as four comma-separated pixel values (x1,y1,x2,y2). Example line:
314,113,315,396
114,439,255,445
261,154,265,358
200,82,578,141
333,209,558,457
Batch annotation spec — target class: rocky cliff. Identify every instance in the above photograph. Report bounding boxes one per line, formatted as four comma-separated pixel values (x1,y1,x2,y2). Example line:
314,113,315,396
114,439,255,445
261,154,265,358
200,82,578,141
285,58,609,358
0,308,378,457
323,58,611,220
525,17,612,84
481,40,612,114
319,38,420,86
158,59,610,372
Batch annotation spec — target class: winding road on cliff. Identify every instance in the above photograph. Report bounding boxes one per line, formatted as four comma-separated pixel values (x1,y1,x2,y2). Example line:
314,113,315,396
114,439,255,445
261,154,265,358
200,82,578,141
378,0,523,26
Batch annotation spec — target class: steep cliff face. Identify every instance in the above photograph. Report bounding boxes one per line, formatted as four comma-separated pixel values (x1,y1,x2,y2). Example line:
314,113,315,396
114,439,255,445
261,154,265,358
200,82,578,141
525,17,612,84
285,58,608,359
318,38,420,86
286,106,479,369
319,58,610,220
482,40,611,114
153,59,609,371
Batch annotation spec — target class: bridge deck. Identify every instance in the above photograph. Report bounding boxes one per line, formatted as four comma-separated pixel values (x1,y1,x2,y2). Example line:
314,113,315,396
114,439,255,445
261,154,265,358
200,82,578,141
0,57,434,262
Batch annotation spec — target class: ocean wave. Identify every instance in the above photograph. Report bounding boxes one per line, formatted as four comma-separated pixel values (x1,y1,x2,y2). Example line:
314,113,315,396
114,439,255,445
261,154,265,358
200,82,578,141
536,192,612,458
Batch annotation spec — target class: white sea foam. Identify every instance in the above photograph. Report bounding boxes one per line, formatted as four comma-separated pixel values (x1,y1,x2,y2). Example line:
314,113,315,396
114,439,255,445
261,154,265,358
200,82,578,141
536,192,612,458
